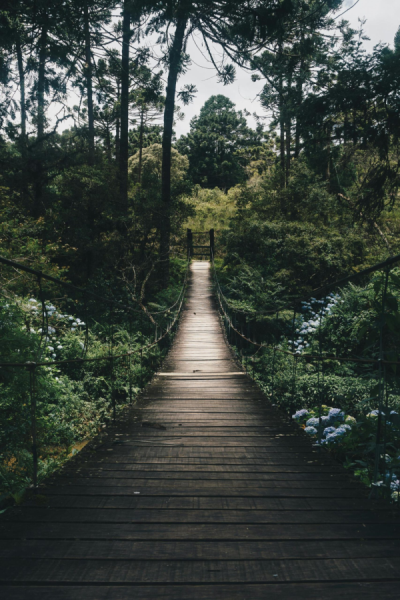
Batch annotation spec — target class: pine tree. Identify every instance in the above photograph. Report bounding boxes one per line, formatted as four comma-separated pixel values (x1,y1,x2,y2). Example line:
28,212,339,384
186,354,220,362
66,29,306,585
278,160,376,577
177,95,264,190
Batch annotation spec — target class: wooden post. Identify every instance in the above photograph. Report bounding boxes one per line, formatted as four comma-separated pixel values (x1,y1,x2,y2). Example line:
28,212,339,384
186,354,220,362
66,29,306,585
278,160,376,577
209,228,214,261
187,228,193,259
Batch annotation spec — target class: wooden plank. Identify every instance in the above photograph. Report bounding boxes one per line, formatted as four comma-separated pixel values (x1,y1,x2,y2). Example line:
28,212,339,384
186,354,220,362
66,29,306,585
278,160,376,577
46,472,356,483
60,464,345,473
1,522,398,540
42,478,363,490
2,557,400,583
1,583,399,600
3,539,400,560
7,508,400,524
36,496,384,511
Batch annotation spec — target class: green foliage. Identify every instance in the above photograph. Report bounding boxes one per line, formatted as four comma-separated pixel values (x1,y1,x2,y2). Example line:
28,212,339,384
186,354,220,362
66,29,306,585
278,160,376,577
184,185,238,232
291,403,400,499
128,143,193,250
223,218,369,298
129,143,188,189
176,95,266,190
128,124,163,155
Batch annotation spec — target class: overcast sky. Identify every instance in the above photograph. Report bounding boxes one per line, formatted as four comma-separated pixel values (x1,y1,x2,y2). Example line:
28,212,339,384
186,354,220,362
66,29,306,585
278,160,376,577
173,0,400,137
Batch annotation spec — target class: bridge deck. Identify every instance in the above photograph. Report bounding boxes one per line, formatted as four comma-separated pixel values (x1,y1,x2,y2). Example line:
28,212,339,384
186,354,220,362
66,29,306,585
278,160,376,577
1,261,400,599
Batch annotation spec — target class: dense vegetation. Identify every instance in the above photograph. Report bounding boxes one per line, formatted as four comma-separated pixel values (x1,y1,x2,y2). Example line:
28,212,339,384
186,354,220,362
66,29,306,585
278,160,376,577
1,1,400,500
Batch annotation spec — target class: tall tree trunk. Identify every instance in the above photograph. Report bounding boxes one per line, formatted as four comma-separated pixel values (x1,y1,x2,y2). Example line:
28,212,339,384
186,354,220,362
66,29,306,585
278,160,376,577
16,38,26,140
84,0,95,165
294,76,303,158
119,1,130,209
16,35,29,206
280,110,285,183
138,104,144,184
285,116,291,180
106,123,112,161
294,25,304,159
35,23,47,219
278,73,285,189
326,126,331,182
344,113,348,144
285,74,292,180
352,107,357,146
116,82,120,162
160,16,188,279
37,24,47,139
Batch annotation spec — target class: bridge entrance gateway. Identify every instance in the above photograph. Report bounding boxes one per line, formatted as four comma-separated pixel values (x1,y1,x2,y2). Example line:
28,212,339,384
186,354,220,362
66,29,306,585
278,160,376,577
1,261,400,598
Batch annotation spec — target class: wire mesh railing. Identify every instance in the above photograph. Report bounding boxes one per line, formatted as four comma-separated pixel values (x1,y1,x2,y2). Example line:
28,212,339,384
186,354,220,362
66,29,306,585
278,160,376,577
211,248,400,502
0,254,190,492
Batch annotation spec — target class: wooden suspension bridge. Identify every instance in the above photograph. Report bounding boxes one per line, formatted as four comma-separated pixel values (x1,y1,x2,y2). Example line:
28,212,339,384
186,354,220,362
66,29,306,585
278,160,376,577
1,260,400,599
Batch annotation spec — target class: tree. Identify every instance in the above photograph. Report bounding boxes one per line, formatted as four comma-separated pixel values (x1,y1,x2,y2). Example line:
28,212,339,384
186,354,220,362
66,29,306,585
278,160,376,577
130,66,164,184
128,143,190,259
68,0,115,165
17,0,74,216
83,0,95,164
94,51,123,161
119,0,131,207
128,124,163,156
298,25,400,217
252,0,342,188
177,95,264,190
129,142,188,188
395,25,400,53
137,0,345,279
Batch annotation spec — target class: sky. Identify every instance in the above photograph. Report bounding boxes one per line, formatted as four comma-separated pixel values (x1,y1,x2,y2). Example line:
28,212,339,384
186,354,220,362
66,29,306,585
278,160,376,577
173,0,400,137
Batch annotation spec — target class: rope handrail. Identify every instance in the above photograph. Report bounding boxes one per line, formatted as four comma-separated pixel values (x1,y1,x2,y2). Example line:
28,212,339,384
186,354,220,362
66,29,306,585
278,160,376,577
213,251,400,317
211,249,400,367
0,257,190,370
0,254,188,318
215,286,400,367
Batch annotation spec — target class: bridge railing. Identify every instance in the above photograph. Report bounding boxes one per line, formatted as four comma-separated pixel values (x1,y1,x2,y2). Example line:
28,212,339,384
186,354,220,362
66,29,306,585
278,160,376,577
187,229,214,260
211,248,400,502
0,254,189,492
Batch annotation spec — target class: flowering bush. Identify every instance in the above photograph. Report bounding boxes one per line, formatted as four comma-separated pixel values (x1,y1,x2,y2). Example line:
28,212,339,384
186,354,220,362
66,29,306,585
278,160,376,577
0,293,165,499
293,405,354,444
293,409,309,420
287,294,342,355
292,402,400,500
